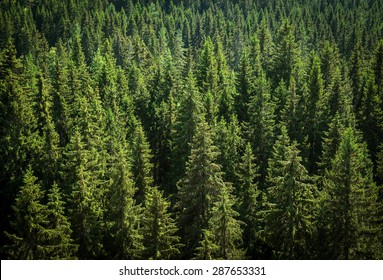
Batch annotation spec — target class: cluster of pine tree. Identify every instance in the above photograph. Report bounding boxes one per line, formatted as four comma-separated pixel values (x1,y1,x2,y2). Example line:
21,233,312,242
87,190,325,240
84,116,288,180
1,0,383,260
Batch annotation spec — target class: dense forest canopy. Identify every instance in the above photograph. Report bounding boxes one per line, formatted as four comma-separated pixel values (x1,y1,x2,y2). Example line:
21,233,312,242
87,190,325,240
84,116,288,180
1,0,383,260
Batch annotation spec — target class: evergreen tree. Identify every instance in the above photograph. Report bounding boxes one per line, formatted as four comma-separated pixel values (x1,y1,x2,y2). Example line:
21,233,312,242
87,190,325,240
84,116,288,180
207,185,245,260
247,71,275,187
45,183,78,259
321,127,380,259
194,229,219,260
5,167,49,259
131,122,153,204
143,186,182,259
302,52,328,174
237,142,260,258
171,70,204,188
63,131,105,259
261,127,316,259
106,142,144,259
214,115,243,185
271,19,300,87
236,47,254,123
176,119,226,258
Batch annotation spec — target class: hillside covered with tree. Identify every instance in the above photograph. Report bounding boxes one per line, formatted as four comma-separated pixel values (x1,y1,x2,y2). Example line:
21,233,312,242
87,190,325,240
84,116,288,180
1,0,383,260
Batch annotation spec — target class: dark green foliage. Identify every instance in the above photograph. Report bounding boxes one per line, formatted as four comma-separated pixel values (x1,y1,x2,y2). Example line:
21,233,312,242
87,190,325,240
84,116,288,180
237,142,260,257
247,71,275,187
1,0,383,260
319,128,381,259
131,122,154,204
105,142,144,259
5,168,77,259
176,120,227,258
261,127,316,259
63,131,105,259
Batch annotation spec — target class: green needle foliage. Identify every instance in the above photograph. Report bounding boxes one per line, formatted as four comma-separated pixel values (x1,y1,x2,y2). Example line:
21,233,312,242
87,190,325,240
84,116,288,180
143,186,182,260
1,0,383,260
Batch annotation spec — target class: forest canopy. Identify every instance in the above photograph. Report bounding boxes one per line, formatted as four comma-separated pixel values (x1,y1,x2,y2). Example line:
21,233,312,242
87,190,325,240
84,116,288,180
1,0,383,260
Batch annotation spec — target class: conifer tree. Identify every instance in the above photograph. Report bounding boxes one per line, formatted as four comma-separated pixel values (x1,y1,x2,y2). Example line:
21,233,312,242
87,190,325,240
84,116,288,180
236,47,254,123
5,167,49,259
237,142,260,257
131,122,153,204
63,131,105,259
258,19,274,77
321,127,380,259
176,119,226,258
35,73,61,185
207,185,245,260
214,115,243,186
373,39,383,96
262,127,316,259
171,70,204,188
45,183,78,259
271,19,300,87
194,229,219,260
143,186,182,260
247,71,275,187
358,73,383,165
302,52,328,174
106,142,144,259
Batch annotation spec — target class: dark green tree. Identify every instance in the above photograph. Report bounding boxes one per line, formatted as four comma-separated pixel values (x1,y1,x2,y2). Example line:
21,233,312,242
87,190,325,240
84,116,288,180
247,71,275,187
237,142,260,258
321,127,380,259
176,119,226,258
131,122,154,204
106,142,144,259
171,70,204,188
63,131,105,259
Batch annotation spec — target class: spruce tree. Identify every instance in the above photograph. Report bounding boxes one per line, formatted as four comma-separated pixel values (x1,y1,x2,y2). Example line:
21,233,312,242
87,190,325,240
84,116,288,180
45,183,78,259
143,186,182,260
176,119,226,258
208,185,245,260
5,167,49,259
302,51,328,174
321,127,380,259
271,19,300,87
131,122,153,204
106,142,144,259
63,130,105,259
237,142,260,258
247,71,275,187
171,70,204,188
262,127,316,259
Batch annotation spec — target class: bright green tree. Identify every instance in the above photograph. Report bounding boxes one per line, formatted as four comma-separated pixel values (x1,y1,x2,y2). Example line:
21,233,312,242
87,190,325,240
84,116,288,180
143,186,182,260
106,142,144,259
262,127,316,259
207,185,245,260
5,167,49,259
45,183,78,259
